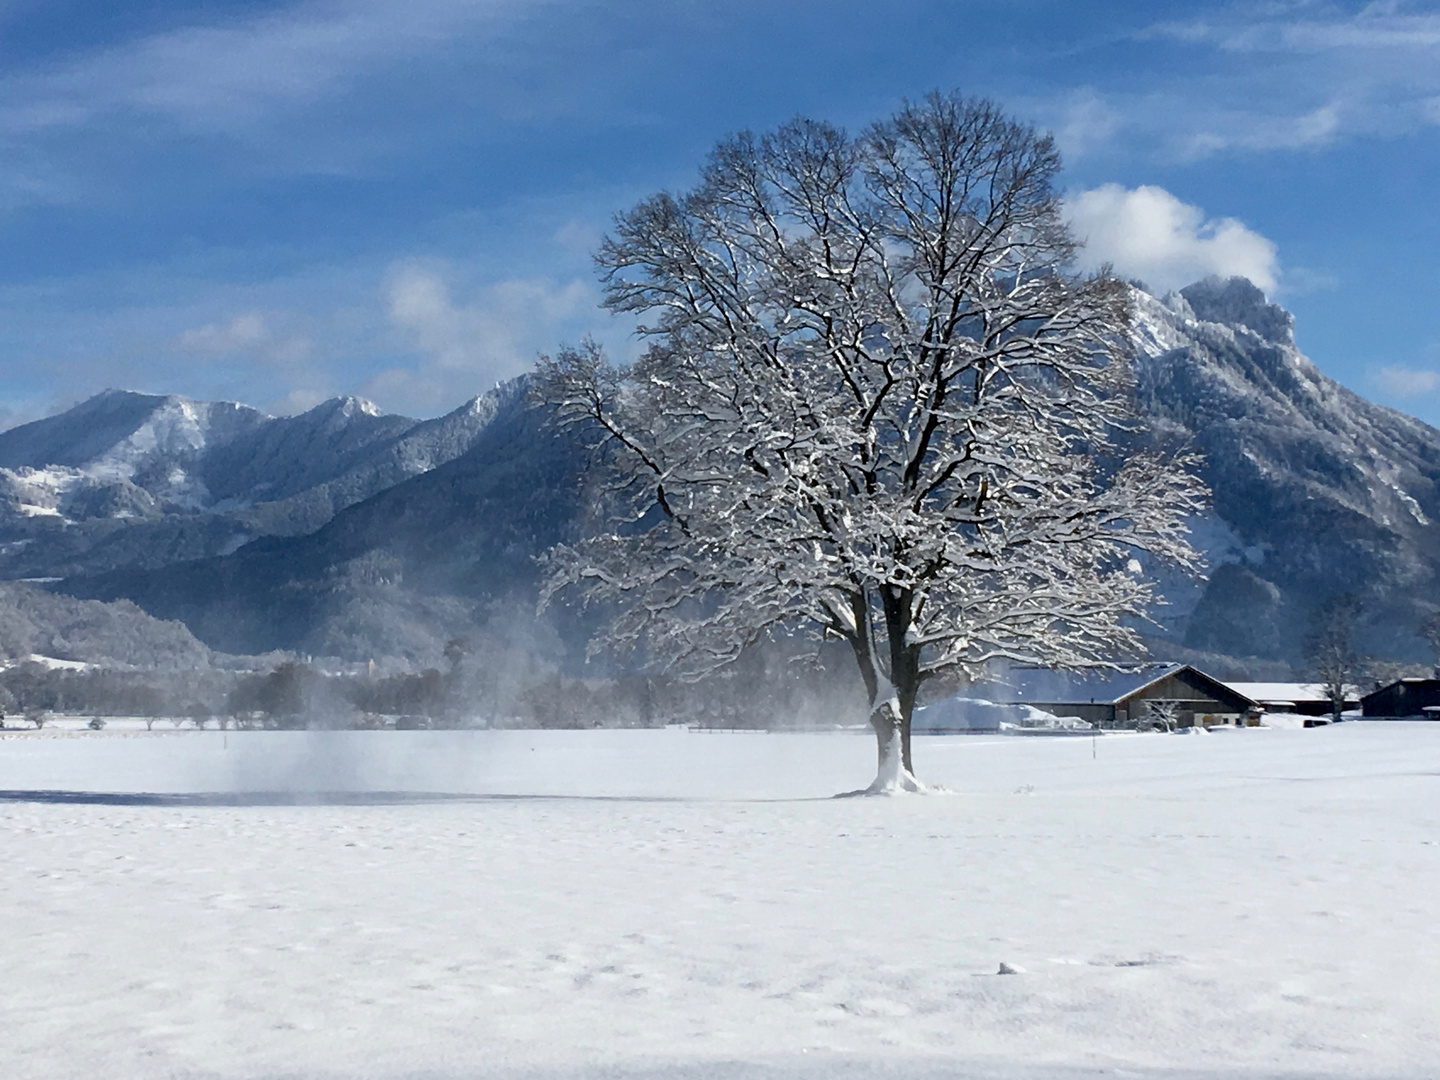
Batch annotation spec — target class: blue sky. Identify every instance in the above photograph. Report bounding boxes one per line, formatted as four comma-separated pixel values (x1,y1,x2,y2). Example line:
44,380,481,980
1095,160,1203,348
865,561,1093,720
1,0,1438,428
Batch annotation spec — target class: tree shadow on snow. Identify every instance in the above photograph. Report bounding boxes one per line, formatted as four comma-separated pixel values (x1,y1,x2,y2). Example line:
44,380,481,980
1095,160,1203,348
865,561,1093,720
0,789,838,807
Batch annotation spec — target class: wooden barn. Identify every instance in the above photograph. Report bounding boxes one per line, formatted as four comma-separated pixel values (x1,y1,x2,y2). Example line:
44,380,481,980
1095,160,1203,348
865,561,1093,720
1361,678,1440,720
965,664,1260,729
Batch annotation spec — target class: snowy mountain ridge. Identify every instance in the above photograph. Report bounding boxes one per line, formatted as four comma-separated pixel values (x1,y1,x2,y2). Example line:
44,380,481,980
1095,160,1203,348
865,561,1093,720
0,391,269,520
0,385,516,580
0,389,266,470
0,390,391,520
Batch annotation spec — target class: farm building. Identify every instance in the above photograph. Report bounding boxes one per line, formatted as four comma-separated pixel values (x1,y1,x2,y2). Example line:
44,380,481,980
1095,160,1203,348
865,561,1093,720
1361,679,1440,720
1223,682,1361,718
959,664,1260,729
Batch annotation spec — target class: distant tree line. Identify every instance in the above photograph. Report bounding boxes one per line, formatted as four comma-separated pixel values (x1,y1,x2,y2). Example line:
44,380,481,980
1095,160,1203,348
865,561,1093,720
0,662,223,725
0,631,867,731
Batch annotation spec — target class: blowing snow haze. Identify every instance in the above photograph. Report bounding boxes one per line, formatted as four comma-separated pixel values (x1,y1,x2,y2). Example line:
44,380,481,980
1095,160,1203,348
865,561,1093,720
0,276,1435,671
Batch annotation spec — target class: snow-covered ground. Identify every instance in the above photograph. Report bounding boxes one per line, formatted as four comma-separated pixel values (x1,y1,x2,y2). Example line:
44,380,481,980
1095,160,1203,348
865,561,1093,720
2,724,1437,1079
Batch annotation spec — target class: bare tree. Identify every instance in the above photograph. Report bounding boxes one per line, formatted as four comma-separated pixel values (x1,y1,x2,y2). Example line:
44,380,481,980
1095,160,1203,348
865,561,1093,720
538,92,1205,791
1421,611,1440,674
1141,699,1180,733
1305,593,1363,724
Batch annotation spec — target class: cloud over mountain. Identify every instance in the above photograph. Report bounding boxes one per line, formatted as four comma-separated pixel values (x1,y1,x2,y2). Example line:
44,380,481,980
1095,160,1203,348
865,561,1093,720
365,262,600,417
1065,184,1279,294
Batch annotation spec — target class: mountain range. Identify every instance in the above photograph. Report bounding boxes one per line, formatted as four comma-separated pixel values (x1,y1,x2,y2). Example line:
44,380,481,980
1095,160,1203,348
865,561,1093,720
0,389,510,580
3,276,1438,670
21,379,593,662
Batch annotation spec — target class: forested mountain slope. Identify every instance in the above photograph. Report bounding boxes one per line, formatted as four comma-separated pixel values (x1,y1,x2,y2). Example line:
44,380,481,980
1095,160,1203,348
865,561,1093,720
0,581,211,671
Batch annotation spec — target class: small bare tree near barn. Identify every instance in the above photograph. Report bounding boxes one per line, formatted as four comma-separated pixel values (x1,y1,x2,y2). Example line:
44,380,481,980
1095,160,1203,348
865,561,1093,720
1421,611,1440,673
1141,699,1180,733
1306,593,1364,724
538,92,1206,791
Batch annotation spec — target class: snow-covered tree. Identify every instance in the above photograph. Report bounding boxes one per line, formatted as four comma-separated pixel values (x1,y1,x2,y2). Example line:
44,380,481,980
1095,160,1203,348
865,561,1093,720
537,92,1206,791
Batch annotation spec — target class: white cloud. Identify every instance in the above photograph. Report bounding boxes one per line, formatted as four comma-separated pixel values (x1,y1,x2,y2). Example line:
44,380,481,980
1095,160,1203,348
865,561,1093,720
1050,89,1122,161
367,261,600,414
0,0,573,204
267,388,336,416
1144,6,1440,53
1178,102,1343,159
552,218,605,258
175,313,269,355
1279,101,1344,146
1280,266,1341,295
1064,184,1280,294
1094,3,1440,168
1375,365,1440,397
174,312,315,368
1235,10,1440,53
0,0,530,137
0,251,623,424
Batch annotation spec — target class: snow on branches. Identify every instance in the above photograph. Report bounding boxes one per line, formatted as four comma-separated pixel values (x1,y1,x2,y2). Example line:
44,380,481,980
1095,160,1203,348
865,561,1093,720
536,92,1207,789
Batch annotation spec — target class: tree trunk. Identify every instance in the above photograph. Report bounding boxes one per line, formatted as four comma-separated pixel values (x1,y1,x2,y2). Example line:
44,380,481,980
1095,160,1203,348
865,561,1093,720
845,624,883,767
862,700,924,792
897,676,917,776
883,586,922,777
840,639,921,789
840,588,927,794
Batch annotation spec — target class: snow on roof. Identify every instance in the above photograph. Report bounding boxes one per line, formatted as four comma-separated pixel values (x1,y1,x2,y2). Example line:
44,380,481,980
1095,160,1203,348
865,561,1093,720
966,664,1188,706
1225,682,1359,704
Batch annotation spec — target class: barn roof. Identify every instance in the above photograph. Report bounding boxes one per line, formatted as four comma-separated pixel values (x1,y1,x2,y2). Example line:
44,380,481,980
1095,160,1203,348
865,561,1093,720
967,664,1258,708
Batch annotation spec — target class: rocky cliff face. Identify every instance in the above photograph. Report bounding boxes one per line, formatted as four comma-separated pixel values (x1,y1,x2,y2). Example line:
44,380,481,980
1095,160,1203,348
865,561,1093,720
1129,277,1440,662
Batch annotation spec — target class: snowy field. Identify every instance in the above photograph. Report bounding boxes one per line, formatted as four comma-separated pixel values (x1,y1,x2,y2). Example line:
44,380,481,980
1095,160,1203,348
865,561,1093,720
1,725,1438,1080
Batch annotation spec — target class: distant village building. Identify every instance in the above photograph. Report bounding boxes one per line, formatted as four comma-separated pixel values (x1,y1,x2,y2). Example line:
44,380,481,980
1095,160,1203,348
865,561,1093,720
1361,679,1440,720
953,664,1259,729
1222,682,1361,718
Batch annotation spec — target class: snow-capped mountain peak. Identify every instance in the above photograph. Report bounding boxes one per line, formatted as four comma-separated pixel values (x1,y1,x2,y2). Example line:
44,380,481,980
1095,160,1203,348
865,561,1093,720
1126,276,1440,662
0,381,523,580
1177,275,1294,347
298,395,384,424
